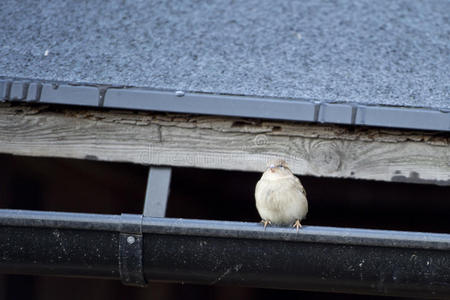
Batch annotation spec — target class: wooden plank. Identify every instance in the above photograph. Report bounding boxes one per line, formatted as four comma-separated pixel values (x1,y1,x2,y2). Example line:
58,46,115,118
0,103,449,185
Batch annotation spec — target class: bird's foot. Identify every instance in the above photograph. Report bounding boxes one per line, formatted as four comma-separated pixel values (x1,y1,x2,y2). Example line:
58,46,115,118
293,219,302,232
260,219,272,230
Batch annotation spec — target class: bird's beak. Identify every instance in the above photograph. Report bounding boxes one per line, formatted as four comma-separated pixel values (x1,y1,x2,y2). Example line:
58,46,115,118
270,166,275,173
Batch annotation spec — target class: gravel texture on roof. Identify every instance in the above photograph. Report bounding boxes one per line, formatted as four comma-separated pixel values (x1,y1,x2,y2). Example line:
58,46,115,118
1,0,449,110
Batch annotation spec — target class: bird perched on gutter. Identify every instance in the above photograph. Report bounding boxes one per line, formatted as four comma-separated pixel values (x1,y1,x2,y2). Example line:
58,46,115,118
255,159,308,231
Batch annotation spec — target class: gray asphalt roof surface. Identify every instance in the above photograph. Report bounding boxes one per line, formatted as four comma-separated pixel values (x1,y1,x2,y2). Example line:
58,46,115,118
0,0,449,111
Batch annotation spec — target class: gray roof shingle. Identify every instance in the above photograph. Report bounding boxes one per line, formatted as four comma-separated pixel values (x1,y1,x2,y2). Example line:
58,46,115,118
1,0,449,129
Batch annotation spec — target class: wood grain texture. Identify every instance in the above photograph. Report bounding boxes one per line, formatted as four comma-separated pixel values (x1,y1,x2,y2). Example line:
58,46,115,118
0,103,449,185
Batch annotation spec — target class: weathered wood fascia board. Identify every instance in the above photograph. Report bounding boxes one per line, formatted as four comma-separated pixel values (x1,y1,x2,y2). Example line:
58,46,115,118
0,103,449,185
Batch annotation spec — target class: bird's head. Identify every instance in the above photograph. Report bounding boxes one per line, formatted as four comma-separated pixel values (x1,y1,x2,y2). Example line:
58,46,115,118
266,159,290,174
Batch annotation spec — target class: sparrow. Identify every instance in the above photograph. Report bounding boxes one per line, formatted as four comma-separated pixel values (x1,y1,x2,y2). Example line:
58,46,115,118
255,159,308,231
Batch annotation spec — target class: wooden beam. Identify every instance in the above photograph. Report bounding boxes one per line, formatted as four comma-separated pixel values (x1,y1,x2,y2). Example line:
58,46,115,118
0,103,449,185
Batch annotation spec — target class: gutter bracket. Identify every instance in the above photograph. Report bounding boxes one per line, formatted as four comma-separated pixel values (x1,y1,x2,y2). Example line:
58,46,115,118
119,213,147,287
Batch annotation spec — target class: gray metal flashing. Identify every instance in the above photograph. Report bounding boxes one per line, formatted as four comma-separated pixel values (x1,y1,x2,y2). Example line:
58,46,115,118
355,105,450,132
0,80,10,100
39,83,99,106
104,87,318,122
318,103,354,125
9,81,28,101
143,167,172,218
1,78,449,132
26,82,42,102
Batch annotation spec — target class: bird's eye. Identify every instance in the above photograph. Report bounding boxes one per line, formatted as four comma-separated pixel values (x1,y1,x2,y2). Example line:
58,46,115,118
278,165,284,169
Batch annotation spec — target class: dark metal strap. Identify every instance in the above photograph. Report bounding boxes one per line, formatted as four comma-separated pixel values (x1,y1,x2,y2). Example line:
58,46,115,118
118,166,172,287
119,214,146,287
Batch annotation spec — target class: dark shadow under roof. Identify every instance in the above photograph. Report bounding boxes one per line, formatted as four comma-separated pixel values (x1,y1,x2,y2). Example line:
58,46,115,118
0,0,449,131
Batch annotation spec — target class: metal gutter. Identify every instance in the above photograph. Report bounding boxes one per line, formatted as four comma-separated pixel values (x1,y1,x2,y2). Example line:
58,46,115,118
1,78,449,132
1,209,449,298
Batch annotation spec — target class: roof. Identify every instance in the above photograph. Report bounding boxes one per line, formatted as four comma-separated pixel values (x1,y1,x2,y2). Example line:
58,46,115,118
1,0,449,131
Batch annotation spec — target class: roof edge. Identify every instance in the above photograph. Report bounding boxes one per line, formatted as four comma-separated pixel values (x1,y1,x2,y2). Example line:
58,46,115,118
1,78,449,132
